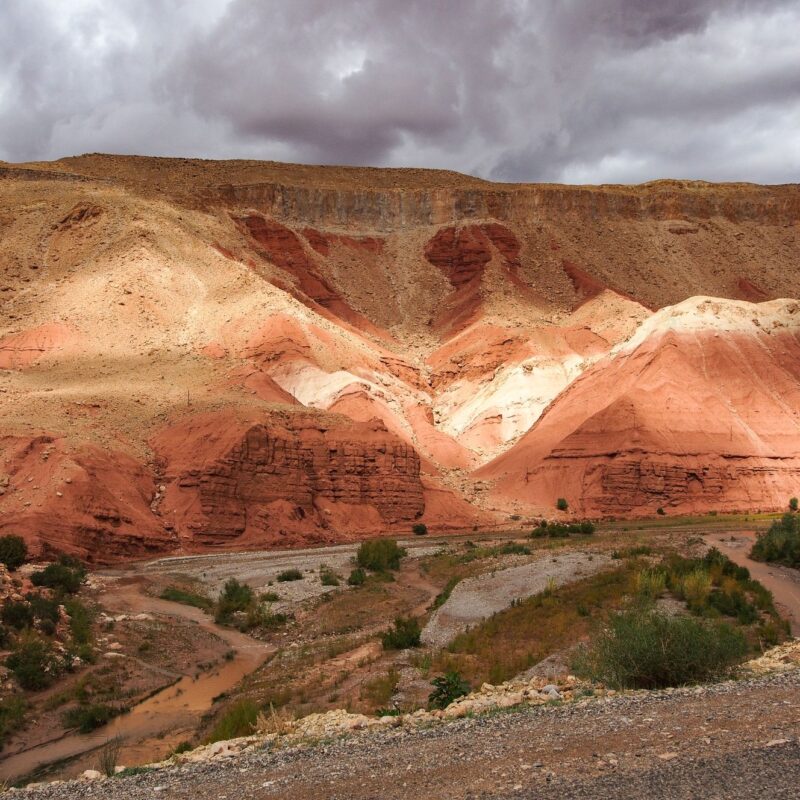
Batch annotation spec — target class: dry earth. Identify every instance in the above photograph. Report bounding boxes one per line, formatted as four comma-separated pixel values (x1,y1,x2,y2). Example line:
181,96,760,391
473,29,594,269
2,157,800,561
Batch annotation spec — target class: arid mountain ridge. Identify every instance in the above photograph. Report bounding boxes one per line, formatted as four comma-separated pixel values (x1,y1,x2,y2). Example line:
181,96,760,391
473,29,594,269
1,154,799,561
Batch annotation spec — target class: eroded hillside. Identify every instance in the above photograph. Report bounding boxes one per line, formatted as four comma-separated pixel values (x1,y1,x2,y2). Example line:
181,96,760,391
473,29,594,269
1,155,799,559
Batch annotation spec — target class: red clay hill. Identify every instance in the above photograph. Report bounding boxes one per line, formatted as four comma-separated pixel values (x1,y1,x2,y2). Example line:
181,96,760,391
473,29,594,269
1,155,799,561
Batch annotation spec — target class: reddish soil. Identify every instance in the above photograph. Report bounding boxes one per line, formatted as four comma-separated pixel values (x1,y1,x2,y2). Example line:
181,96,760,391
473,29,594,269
1,155,800,560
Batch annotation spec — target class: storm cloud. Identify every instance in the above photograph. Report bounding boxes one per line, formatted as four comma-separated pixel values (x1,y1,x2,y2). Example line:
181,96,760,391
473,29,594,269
1,0,799,183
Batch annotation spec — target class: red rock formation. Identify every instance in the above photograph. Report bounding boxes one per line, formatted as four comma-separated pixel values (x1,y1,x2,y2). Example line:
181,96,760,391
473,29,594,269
0,323,75,369
479,300,800,517
0,435,174,562
151,411,425,549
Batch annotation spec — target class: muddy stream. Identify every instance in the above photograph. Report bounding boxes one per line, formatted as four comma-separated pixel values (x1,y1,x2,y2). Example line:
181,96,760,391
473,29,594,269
704,531,800,635
0,581,272,783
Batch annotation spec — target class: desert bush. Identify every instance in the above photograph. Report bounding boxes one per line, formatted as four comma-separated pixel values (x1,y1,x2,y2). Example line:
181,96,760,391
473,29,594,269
678,568,713,609
790,497,798,512
381,616,421,650
238,605,288,633
573,608,747,689
556,498,569,511
97,738,122,776
2,600,34,630
0,534,27,571
412,523,428,536
432,576,460,610
205,699,259,744
635,568,666,599
531,521,594,539
30,556,86,595
6,634,63,690
356,539,406,572
63,703,122,733
347,567,366,586
160,587,213,611
319,566,340,586
750,513,800,568
428,671,470,710
215,578,254,623
277,569,303,582
26,592,60,625
0,696,28,746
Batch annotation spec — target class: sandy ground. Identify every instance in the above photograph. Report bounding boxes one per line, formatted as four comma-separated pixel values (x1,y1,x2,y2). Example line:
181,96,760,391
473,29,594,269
421,551,612,648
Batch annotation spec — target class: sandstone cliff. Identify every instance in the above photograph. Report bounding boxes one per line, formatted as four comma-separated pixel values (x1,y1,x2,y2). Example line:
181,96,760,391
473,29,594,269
1,155,799,559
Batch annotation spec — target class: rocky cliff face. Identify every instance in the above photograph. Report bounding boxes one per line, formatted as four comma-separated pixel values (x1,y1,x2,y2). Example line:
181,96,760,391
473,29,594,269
1,155,799,559
152,412,425,550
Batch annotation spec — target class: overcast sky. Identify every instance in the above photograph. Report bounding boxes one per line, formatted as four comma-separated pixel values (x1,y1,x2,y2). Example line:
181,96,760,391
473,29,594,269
1,0,799,184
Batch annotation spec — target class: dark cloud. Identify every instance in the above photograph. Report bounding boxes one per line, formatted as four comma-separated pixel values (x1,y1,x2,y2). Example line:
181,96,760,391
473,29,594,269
0,0,798,183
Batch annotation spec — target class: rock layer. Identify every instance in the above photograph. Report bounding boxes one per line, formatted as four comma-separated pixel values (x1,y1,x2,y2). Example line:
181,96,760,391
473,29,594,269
1,155,800,559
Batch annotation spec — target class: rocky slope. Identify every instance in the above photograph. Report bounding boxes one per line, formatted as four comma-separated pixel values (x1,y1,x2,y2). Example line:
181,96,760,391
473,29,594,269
1,156,799,559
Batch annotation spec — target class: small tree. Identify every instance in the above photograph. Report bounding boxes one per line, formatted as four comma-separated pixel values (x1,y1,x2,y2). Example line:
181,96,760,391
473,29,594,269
347,567,366,586
790,497,798,512
428,671,470,710
0,535,27,571
412,523,428,536
356,539,406,572
381,617,421,650
6,634,63,690
556,498,568,512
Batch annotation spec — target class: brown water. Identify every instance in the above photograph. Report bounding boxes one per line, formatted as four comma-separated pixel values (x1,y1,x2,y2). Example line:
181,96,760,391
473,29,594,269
0,585,271,783
705,531,800,635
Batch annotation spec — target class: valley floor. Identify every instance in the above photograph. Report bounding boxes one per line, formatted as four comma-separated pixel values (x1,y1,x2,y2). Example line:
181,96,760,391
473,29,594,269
15,669,800,800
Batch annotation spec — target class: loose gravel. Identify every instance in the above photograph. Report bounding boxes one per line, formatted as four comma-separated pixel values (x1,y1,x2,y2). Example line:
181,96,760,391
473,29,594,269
422,551,611,647
16,668,800,800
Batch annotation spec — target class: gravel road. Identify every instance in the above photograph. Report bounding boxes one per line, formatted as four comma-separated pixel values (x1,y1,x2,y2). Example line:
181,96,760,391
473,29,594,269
422,552,611,647
17,666,800,799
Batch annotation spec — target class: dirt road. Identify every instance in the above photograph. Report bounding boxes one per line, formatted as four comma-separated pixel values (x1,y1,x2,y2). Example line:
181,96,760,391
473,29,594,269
705,532,800,635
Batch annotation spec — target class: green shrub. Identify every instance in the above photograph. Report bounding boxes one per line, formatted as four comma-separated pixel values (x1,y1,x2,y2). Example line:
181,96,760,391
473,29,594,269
573,608,748,689
62,703,122,733
679,568,713,608
381,616,421,650
412,523,428,536
432,576,460,610
750,513,800,568
215,578,254,624
556,498,569,511
2,600,34,630
0,696,28,746
30,556,86,595
319,567,340,586
790,497,798,512
428,671,470,709
64,598,93,648
656,507,666,515
160,587,213,611
277,569,303,582
498,542,531,555
259,591,280,602
238,605,288,633
347,567,366,586
531,521,594,539
0,534,27,571
26,592,60,625
635,569,666,599
205,699,259,744
6,634,63,690
356,539,406,572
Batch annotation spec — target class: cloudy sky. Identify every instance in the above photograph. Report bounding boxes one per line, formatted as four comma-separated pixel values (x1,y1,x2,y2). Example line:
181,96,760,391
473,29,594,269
1,0,799,183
